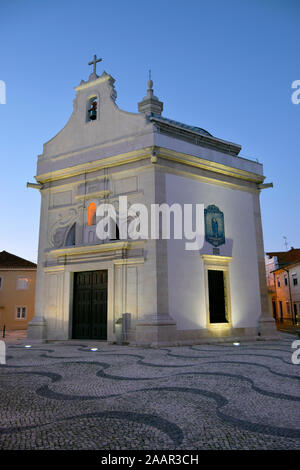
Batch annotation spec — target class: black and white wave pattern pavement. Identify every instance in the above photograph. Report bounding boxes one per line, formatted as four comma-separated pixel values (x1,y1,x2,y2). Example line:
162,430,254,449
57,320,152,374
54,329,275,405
0,337,299,449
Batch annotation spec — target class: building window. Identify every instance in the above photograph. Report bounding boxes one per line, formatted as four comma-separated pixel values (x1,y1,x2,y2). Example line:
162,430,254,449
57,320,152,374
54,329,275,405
16,306,27,320
293,304,298,317
284,277,288,286
0,276,2,290
277,278,280,287
88,202,96,226
293,277,298,286
286,302,290,315
17,278,29,290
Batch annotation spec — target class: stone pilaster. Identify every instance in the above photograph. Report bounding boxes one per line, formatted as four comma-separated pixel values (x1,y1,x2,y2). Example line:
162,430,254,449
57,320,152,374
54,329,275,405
253,191,279,339
136,164,176,346
27,189,49,341
75,203,85,245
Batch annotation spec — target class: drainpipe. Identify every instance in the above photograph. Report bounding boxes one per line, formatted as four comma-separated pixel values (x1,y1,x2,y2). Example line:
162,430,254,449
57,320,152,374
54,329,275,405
273,272,278,321
283,268,294,325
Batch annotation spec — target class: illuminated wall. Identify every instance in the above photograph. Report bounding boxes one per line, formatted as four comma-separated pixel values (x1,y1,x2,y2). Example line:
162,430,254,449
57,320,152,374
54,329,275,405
166,173,261,330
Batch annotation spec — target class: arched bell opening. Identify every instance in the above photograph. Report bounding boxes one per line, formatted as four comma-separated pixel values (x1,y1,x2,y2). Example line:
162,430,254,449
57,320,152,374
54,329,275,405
87,96,98,121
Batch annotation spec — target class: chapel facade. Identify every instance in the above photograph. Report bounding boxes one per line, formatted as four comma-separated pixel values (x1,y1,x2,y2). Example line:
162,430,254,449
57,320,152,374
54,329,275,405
27,58,277,345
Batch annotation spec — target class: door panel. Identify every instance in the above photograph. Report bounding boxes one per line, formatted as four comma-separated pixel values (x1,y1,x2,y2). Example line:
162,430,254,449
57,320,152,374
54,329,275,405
72,270,108,339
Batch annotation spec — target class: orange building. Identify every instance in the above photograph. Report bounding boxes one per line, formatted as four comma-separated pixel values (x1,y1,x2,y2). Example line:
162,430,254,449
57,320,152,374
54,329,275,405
0,251,37,331
265,248,300,326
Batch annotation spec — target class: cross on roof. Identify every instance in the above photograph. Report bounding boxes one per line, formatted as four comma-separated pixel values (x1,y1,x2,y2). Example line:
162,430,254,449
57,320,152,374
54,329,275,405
88,54,102,75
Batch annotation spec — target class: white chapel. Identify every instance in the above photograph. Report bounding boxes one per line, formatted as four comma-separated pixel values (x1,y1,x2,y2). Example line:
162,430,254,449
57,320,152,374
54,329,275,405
27,57,277,345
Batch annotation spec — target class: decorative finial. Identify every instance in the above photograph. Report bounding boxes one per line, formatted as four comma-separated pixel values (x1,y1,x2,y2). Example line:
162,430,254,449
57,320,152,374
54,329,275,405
147,69,153,92
88,54,102,76
138,69,163,117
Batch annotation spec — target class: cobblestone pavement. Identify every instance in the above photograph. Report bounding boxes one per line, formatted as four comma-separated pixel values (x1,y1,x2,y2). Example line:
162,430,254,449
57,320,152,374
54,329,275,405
0,336,299,450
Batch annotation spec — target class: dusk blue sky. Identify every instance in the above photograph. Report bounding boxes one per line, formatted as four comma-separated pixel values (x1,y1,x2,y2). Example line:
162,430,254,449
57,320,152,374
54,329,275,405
0,0,299,262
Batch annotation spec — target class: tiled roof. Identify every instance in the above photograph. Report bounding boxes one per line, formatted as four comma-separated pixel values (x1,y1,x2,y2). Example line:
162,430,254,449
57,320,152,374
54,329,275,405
266,248,300,268
0,251,37,269
149,114,212,136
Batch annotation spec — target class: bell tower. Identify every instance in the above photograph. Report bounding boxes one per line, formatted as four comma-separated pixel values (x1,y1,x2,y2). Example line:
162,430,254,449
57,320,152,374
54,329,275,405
138,72,163,116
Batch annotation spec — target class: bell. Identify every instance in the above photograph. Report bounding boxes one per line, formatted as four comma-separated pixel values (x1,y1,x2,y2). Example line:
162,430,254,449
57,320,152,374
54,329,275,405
89,109,97,120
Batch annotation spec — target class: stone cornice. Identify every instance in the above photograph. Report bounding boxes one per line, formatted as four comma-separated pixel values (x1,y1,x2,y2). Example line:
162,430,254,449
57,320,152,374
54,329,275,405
47,240,144,258
113,257,145,265
201,254,233,266
35,146,264,186
157,147,264,184
36,147,153,184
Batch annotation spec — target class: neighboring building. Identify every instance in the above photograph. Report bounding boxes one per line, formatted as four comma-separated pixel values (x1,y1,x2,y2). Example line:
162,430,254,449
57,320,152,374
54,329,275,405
0,251,37,330
265,248,300,325
27,58,277,345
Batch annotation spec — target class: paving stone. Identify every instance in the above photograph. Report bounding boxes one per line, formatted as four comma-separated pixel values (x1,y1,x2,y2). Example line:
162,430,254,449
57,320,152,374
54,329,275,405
0,336,299,450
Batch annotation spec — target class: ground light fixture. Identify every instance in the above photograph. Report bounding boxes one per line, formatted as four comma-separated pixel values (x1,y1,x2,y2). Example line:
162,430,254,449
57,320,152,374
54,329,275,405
233,342,240,346
24,345,32,348
90,348,98,351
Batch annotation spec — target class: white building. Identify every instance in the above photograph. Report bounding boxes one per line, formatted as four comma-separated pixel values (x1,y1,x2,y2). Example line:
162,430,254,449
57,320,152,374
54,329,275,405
27,59,277,345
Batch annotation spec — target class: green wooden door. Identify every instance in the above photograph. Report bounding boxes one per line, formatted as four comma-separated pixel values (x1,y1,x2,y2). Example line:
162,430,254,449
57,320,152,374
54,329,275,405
72,270,108,339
